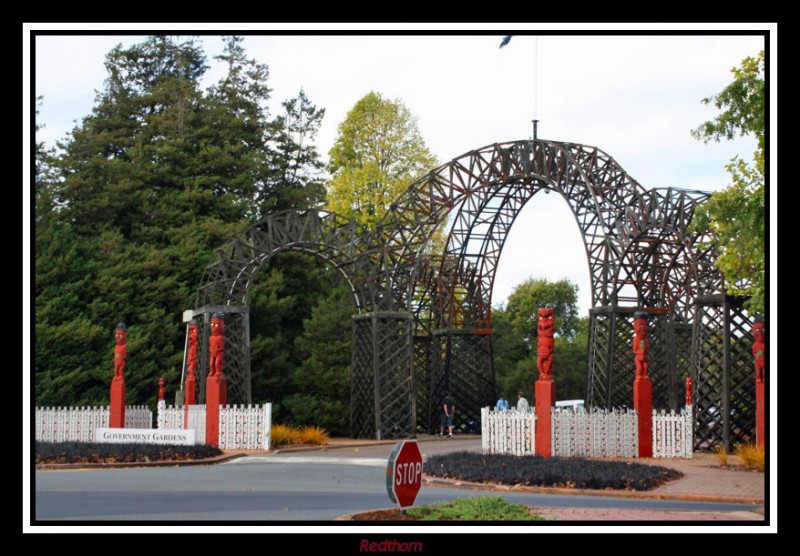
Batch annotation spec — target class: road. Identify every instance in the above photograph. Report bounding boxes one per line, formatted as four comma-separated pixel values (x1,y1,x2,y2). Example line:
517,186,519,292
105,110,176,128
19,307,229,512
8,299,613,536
33,438,761,522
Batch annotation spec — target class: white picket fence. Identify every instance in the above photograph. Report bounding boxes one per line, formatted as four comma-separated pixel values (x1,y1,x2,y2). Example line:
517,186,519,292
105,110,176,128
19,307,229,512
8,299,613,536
552,408,638,458
652,406,693,458
481,408,536,455
219,404,272,450
156,402,270,450
35,405,153,443
481,405,694,459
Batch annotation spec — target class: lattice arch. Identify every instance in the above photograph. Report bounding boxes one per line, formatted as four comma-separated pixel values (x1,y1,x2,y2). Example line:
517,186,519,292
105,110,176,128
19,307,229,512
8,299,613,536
192,140,758,448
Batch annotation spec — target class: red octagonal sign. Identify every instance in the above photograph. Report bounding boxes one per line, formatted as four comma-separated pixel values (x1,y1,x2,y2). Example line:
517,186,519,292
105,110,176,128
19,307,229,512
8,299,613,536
386,440,423,509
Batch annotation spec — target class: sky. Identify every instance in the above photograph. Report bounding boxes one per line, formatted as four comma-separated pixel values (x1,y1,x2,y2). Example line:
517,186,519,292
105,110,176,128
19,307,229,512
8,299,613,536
27,24,773,316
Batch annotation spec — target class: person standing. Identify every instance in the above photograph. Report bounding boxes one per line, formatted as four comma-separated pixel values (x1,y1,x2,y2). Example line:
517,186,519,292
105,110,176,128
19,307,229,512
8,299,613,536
440,392,455,437
516,391,530,412
496,393,509,412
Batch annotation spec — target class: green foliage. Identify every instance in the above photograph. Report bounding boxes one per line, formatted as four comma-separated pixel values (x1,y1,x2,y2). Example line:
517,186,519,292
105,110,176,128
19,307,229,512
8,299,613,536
327,91,438,230
690,51,765,315
284,283,353,435
34,35,331,410
405,496,545,521
492,278,587,401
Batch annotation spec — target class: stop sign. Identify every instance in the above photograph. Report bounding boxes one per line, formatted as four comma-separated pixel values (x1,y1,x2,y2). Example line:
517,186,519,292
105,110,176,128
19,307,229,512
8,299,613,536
386,440,423,509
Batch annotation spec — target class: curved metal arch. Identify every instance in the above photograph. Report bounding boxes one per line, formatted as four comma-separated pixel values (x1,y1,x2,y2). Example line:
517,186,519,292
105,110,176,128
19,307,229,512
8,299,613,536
610,187,723,319
372,140,648,317
196,210,376,312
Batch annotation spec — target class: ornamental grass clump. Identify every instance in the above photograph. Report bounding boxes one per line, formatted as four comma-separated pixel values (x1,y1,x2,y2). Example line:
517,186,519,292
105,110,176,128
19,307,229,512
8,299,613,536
297,425,330,445
734,442,765,471
425,451,682,491
271,424,301,446
715,443,728,467
271,424,330,446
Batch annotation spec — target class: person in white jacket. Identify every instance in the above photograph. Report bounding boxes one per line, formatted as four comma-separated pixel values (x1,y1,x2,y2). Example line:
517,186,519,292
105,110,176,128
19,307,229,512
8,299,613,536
516,391,531,412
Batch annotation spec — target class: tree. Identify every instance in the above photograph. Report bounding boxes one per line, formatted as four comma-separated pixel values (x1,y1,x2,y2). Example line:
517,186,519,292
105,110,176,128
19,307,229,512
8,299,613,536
492,278,587,401
260,89,326,215
327,91,438,229
34,36,280,407
690,51,765,315
503,278,579,343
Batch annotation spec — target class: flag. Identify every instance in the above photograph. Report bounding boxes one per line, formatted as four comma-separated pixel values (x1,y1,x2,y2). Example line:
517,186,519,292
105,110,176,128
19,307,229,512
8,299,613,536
499,35,512,48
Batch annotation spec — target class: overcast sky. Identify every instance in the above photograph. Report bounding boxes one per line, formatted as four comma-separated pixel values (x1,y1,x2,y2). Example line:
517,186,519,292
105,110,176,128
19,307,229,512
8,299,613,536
27,25,773,315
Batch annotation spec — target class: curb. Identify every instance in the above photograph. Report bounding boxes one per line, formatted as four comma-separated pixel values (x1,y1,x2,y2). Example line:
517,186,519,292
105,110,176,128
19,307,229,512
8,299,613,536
420,476,764,505
34,451,251,471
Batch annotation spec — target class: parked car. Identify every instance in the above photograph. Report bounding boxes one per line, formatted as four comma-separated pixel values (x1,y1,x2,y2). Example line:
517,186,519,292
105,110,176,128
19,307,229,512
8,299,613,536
555,399,585,413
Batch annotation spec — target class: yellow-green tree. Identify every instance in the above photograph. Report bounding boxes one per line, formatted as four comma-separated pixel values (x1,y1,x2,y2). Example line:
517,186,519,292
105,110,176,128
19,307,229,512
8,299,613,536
327,91,438,230
691,51,765,315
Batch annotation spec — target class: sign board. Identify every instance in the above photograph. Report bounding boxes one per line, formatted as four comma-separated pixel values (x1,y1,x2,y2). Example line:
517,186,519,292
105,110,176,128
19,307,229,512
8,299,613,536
95,428,196,446
386,440,423,509
182,309,194,323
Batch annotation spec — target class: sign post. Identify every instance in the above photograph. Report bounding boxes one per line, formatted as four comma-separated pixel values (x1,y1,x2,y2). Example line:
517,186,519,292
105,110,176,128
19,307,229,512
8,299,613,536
386,440,423,510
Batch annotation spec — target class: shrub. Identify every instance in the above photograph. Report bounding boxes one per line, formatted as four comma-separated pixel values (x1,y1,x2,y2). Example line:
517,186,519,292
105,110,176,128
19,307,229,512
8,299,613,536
715,443,728,467
406,496,546,521
35,441,222,464
425,451,682,491
297,425,330,445
270,424,330,446
734,442,765,471
271,424,301,446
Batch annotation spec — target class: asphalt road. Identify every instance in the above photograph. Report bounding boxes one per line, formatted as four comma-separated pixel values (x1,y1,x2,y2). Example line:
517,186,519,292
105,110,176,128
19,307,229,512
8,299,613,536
34,448,759,522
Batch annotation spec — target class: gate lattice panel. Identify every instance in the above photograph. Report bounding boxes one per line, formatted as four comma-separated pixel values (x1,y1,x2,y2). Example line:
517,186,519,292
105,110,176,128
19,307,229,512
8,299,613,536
194,306,251,405
692,295,755,450
429,331,495,434
350,313,414,439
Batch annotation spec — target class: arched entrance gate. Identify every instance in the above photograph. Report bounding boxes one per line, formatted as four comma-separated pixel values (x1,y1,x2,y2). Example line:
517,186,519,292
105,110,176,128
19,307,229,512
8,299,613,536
192,140,756,449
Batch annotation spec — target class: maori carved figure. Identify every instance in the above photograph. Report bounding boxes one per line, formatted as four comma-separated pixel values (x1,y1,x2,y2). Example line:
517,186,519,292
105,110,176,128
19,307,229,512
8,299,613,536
209,313,225,377
187,320,198,381
753,318,765,384
537,308,555,380
633,312,650,379
158,377,166,401
113,323,127,380
685,377,693,406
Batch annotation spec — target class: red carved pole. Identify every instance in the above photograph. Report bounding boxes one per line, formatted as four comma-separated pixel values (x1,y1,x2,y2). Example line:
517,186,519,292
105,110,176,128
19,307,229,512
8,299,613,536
633,311,653,458
158,376,166,402
109,323,127,428
185,320,198,405
753,317,765,447
685,376,693,407
535,308,556,457
184,320,198,429
205,313,227,447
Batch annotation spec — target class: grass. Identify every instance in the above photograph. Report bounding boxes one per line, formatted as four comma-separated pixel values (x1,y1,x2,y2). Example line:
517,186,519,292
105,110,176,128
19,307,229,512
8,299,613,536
271,424,330,447
734,442,765,471
425,451,682,491
405,496,547,521
715,444,728,467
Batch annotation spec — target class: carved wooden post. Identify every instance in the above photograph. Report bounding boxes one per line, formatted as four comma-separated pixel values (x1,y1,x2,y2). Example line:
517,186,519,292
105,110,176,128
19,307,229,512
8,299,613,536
185,320,198,405
109,322,127,428
535,308,555,457
633,311,652,457
685,376,693,407
753,317,765,447
205,313,227,447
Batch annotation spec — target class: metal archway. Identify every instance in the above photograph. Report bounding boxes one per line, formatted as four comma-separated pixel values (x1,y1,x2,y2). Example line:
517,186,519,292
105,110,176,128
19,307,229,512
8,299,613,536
195,139,756,448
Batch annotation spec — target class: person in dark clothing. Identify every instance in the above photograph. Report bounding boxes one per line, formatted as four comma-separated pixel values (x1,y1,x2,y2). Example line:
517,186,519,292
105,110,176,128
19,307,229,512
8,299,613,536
440,392,455,437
